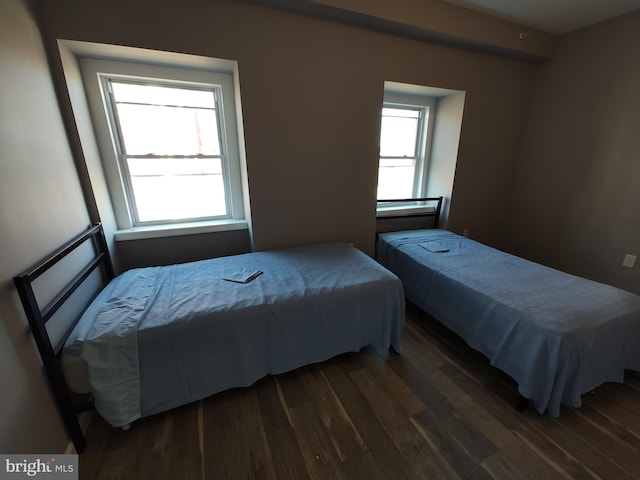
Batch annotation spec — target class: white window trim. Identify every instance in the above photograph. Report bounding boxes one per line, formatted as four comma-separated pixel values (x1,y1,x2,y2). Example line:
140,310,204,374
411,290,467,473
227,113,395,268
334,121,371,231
81,57,246,232
376,204,437,217
114,218,248,241
377,92,437,211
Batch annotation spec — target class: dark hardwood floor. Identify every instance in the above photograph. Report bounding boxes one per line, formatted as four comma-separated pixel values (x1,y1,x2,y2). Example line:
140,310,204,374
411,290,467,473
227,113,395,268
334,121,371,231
79,303,640,479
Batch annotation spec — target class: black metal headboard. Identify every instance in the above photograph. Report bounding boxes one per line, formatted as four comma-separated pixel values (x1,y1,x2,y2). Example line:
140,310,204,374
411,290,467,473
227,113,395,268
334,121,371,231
376,196,443,228
13,223,114,453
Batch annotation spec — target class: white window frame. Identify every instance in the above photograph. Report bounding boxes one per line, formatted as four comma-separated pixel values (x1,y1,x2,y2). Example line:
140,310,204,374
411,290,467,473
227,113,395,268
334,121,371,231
377,92,436,213
81,58,245,233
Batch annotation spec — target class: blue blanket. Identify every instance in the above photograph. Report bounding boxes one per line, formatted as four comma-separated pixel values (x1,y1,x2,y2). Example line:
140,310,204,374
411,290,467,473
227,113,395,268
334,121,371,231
377,229,640,416
67,243,405,427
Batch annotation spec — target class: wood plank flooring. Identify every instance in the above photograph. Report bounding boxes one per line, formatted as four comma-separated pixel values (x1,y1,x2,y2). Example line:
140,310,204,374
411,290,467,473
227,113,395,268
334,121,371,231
79,303,640,479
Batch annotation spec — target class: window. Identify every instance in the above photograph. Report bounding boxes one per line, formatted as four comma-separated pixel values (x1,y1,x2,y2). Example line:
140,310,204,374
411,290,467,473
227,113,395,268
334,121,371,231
81,57,246,233
376,81,465,224
377,95,436,202
103,78,228,224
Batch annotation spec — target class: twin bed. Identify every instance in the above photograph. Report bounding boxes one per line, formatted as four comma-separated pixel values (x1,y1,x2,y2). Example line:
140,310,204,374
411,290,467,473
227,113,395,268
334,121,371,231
14,206,640,452
14,225,404,452
376,227,640,417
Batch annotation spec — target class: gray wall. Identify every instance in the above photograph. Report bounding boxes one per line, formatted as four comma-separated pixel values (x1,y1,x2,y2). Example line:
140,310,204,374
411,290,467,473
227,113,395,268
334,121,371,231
291,0,556,60
505,10,640,294
116,229,252,270
0,0,91,452
35,0,534,260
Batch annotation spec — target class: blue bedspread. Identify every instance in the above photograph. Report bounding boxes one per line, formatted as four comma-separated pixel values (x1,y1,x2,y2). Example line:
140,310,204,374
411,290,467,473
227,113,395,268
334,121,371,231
377,229,640,416
67,243,405,427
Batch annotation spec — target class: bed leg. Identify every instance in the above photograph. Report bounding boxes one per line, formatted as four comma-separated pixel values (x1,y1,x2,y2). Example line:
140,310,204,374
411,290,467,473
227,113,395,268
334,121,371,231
516,394,530,412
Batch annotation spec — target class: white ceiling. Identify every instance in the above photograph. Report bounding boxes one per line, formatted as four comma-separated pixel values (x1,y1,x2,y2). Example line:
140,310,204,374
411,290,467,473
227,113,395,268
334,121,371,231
441,0,640,34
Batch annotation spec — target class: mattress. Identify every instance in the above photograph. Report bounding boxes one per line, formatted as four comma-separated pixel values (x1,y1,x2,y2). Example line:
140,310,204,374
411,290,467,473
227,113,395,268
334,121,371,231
63,242,405,427
61,351,91,394
376,229,640,416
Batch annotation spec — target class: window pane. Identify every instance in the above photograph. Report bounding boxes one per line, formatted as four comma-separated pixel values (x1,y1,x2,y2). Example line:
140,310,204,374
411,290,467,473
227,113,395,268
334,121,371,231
127,157,227,222
111,82,220,156
379,108,419,157
377,158,416,200
111,82,215,109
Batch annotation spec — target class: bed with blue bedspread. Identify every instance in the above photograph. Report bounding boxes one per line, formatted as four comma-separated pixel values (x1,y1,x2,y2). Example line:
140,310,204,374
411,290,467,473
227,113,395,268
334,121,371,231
376,228,640,416
13,225,405,452
64,242,405,428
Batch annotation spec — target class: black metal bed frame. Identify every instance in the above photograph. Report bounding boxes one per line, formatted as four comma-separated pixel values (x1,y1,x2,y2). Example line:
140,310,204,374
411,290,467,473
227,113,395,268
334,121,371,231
10,201,441,453
13,224,114,453
376,196,443,227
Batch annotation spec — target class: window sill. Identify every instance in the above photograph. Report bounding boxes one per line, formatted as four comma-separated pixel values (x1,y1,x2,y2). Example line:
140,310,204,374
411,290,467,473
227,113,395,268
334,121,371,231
376,205,436,218
114,219,248,241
